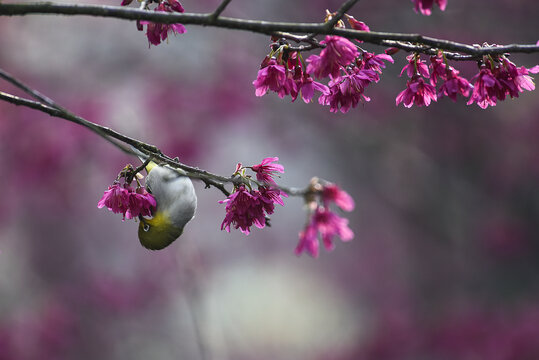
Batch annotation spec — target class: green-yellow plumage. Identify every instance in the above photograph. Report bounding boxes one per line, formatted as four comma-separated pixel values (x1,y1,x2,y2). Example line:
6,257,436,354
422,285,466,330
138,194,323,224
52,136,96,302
137,160,197,250
138,211,183,250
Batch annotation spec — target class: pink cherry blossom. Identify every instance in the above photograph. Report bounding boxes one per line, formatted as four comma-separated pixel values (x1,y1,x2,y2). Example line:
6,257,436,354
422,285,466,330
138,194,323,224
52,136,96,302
438,68,473,102
319,68,379,113
166,0,184,13
295,222,319,257
345,15,370,32
97,183,130,217
467,60,537,108
220,158,288,235
314,208,354,251
429,52,448,85
412,0,447,15
277,71,298,99
139,1,186,47
294,73,330,103
125,187,157,220
396,75,438,108
258,186,287,215
499,59,538,96
345,15,370,43
98,183,156,220
466,67,503,109
252,59,287,97
251,157,284,184
322,184,355,211
400,54,430,79
219,185,267,235
306,36,359,79
295,207,354,258
361,52,394,73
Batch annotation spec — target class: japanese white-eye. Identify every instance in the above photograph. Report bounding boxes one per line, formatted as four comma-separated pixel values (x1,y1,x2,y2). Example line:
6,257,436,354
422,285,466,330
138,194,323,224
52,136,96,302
138,160,197,250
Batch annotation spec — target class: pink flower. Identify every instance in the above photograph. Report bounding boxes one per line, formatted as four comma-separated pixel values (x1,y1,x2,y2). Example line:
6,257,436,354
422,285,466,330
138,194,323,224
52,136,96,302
361,52,394,73
396,75,438,108
140,1,186,47
295,223,319,258
293,72,330,103
219,185,267,234
251,157,284,184
252,59,287,97
345,15,370,43
166,0,184,13
306,36,359,79
438,68,472,102
98,183,130,217
120,0,133,5
400,54,430,78
429,53,448,85
98,183,156,220
412,0,447,15
319,68,379,113
322,184,355,211
219,159,288,235
295,208,354,258
466,67,502,109
499,59,538,96
277,71,298,99
467,60,537,108
345,15,370,32
125,187,156,219
258,186,287,215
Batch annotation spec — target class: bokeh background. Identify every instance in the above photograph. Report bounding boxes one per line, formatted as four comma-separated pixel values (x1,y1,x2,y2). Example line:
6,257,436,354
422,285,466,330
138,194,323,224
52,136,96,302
1,0,539,359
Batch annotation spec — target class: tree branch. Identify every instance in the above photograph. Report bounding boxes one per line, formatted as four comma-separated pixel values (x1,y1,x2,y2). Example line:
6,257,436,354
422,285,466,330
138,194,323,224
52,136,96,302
209,0,231,22
0,2,537,59
0,68,65,111
0,71,308,198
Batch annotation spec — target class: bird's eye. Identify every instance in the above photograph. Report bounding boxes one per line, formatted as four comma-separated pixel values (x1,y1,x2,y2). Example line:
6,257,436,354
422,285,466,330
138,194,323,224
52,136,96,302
143,223,150,232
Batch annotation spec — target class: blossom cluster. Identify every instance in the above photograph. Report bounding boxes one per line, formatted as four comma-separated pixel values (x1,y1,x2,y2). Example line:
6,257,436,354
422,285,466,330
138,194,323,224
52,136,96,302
220,157,287,234
120,0,186,46
252,14,393,114
295,180,355,258
98,166,156,220
397,51,538,109
252,8,538,112
467,57,539,108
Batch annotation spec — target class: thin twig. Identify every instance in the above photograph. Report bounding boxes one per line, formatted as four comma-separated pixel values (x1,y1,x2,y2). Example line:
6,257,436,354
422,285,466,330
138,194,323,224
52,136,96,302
0,87,307,198
0,90,138,153
379,40,478,61
0,68,65,111
272,31,322,51
209,0,231,23
0,3,538,57
272,31,321,46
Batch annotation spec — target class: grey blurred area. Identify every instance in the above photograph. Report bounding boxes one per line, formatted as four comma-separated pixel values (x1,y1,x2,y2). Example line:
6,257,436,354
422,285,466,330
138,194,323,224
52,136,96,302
0,0,538,359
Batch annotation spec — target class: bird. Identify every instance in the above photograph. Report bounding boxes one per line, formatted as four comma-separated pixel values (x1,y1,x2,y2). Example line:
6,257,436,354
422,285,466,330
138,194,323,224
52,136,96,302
137,157,197,250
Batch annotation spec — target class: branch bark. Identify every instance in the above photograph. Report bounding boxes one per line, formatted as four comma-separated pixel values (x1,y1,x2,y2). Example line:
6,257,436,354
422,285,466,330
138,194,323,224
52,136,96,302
0,2,538,59
0,71,308,198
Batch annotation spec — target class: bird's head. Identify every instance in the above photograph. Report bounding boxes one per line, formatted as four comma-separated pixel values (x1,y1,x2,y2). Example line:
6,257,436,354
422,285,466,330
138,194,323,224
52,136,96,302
138,211,183,250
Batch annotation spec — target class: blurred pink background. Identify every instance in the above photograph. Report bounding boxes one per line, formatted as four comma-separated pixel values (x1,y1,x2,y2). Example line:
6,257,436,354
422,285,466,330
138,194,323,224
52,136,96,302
1,0,539,359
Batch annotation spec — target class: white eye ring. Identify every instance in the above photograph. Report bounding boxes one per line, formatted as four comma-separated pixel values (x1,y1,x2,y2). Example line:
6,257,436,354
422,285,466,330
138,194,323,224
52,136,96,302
143,223,150,232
